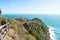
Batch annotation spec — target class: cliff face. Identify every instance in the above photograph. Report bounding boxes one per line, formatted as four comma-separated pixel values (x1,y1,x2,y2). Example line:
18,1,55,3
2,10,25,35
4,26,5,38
3,18,50,40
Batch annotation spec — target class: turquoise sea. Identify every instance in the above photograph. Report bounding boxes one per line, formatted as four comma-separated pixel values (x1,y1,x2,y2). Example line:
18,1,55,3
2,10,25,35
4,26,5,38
2,14,60,40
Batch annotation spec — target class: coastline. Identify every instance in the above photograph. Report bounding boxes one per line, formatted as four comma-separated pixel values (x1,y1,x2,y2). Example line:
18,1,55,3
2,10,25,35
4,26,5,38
49,27,55,40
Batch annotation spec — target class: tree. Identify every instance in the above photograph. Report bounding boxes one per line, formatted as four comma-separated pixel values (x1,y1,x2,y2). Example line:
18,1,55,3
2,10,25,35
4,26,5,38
0,8,2,25
0,8,2,16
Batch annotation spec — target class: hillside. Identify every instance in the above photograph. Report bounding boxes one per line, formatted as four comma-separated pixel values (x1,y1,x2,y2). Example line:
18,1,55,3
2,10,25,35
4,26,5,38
3,17,50,40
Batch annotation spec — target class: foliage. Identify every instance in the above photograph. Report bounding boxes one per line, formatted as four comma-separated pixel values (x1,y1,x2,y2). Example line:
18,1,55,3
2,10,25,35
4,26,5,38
19,33,36,40
7,18,49,40
12,23,19,31
23,18,49,40
0,8,2,16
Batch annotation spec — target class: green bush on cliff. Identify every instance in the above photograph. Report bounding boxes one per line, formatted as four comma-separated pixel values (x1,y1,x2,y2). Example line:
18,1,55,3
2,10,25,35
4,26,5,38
7,18,19,31
12,23,19,31
23,18,49,40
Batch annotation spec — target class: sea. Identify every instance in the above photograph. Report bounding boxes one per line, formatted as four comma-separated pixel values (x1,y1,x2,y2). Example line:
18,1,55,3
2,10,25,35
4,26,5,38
2,14,60,40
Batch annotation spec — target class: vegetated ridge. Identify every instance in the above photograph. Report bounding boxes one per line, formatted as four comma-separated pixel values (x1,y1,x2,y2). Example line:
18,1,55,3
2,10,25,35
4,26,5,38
3,17,50,40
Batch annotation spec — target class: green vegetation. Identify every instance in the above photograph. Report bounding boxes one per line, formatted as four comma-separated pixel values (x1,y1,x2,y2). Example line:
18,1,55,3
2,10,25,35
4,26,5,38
12,23,19,31
23,18,49,40
7,18,19,31
0,9,2,25
19,33,36,40
7,17,49,40
7,18,37,40
0,8,2,16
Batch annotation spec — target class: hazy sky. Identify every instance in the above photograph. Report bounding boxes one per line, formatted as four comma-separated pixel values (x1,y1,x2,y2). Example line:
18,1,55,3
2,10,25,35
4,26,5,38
0,0,60,14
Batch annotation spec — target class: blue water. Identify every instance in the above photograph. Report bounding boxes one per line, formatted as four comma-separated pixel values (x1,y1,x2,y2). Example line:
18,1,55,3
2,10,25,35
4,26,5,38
2,14,60,40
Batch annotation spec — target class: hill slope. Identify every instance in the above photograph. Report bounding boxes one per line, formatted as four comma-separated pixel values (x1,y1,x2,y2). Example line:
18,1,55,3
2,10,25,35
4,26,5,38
3,18,50,40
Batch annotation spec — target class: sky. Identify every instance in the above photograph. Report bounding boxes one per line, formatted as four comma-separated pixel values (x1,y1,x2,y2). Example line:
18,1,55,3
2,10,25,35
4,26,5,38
0,0,60,14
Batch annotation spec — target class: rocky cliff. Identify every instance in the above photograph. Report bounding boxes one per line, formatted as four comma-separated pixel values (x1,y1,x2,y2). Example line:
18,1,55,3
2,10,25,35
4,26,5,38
3,17,50,40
